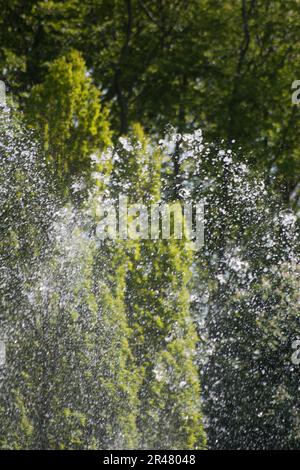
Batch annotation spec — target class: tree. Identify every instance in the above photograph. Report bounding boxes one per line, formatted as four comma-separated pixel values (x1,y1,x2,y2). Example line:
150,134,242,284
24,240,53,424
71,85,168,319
0,106,138,450
110,126,206,449
25,50,111,192
163,128,300,449
1,1,300,200
0,107,55,448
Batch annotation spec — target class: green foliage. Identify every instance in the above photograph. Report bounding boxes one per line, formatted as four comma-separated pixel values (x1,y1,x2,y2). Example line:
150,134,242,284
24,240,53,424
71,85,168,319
203,262,300,449
1,0,299,199
0,113,138,449
1,0,299,452
111,129,206,449
26,50,111,189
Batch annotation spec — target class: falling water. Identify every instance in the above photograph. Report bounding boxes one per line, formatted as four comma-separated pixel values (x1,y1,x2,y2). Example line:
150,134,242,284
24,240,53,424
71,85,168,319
0,111,299,449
